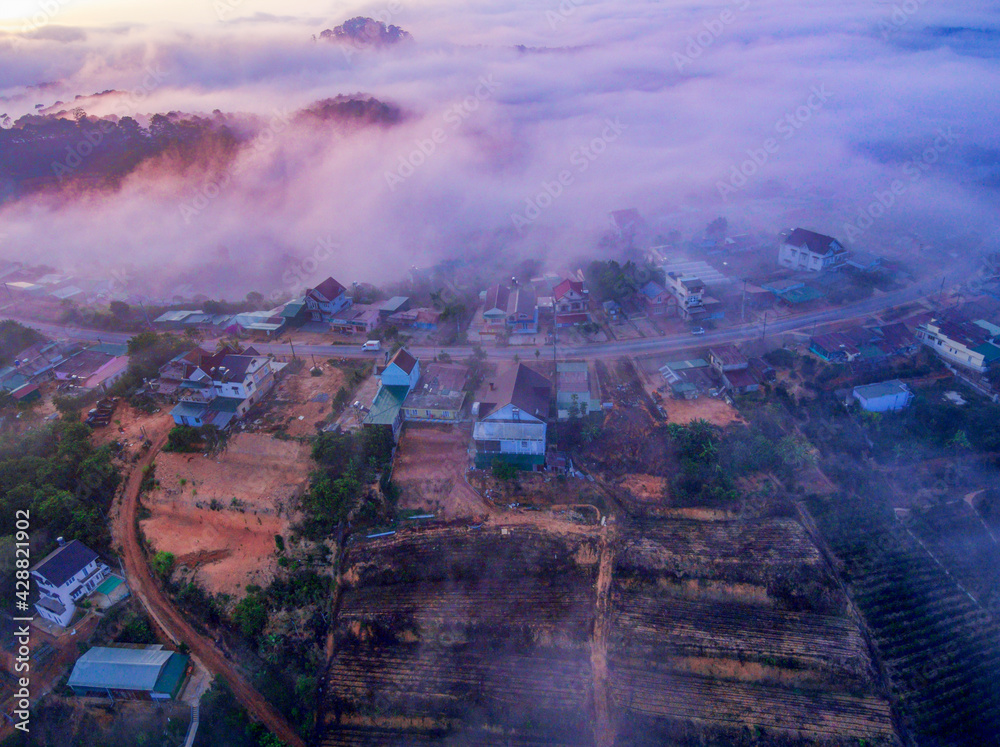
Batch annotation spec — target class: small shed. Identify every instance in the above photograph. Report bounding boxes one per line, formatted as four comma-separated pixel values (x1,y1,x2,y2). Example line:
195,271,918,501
852,380,913,412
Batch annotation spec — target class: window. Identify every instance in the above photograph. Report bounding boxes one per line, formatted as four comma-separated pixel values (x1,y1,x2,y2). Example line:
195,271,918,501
521,440,528,448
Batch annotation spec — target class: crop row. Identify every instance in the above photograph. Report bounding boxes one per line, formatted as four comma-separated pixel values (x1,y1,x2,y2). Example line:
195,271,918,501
830,522,1000,742
611,591,867,673
608,661,898,742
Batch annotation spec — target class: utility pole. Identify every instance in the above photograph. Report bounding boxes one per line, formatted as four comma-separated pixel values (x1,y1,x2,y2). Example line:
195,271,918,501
289,338,297,360
137,299,152,328
741,278,747,325
761,312,768,341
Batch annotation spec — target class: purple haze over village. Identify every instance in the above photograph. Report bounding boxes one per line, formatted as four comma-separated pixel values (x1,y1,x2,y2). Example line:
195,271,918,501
0,0,998,298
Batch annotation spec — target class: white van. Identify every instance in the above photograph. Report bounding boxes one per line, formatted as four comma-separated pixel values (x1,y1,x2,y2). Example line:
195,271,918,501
361,340,381,352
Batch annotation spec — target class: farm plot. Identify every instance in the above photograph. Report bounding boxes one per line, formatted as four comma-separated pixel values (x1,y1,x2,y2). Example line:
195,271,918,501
819,519,1000,745
142,433,311,596
605,517,900,745
321,526,600,745
391,424,487,519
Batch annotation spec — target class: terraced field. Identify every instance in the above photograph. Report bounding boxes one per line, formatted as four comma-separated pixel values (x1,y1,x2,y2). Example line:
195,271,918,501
318,515,902,746
815,514,1000,745
608,519,900,746
321,526,600,745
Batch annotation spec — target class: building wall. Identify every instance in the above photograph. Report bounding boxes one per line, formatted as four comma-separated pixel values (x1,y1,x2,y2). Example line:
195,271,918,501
916,325,988,372
857,391,912,412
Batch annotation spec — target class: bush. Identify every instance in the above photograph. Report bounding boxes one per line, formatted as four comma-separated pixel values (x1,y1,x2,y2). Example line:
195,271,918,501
491,459,519,481
163,425,204,453
151,551,175,579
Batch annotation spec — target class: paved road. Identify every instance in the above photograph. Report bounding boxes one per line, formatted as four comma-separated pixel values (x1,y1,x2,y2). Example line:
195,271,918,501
2,279,939,364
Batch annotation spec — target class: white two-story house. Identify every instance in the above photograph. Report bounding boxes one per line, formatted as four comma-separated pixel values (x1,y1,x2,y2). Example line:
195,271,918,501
31,540,110,628
778,228,849,272
553,279,589,326
916,317,1000,374
305,277,352,322
169,345,277,429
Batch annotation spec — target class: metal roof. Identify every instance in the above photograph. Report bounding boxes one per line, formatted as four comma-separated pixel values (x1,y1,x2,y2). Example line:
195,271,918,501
853,380,909,400
473,420,546,441
67,646,173,691
363,385,409,426
31,540,97,587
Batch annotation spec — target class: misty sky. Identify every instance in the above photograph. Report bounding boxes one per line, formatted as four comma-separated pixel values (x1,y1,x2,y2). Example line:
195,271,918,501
0,0,998,299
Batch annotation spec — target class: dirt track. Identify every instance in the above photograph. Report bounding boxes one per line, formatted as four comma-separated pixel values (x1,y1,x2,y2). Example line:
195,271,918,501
112,418,305,747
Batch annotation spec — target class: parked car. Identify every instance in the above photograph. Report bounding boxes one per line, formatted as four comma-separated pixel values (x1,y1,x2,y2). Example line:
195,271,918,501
690,327,706,335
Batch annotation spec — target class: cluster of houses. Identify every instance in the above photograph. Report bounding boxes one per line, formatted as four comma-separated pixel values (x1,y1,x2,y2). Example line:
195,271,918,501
155,342,282,429
1,339,130,404
659,344,775,399
355,346,602,471
152,276,443,341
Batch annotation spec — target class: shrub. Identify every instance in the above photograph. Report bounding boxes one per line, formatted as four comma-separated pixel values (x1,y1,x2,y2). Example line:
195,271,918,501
151,551,175,579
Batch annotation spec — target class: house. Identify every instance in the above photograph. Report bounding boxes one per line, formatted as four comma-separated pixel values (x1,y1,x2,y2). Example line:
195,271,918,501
778,228,849,272
481,283,538,335
555,361,601,418
304,277,352,321
473,364,552,470
853,380,914,412
665,272,706,320
279,298,310,328
169,345,278,428
67,645,190,701
389,306,442,330
609,208,646,245
810,332,862,363
329,304,382,335
552,279,589,326
916,316,1000,373
846,252,882,273
31,540,111,628
402,363,468,422
638,281,676,317
378,296,411,319
364,348,421,440
226,310,285,339
872,322,919,357
708,345,759,393
602,299,623,321
52,345,130,392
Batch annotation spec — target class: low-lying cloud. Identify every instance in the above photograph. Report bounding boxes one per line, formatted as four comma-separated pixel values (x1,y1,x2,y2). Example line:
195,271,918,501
0,0,997,300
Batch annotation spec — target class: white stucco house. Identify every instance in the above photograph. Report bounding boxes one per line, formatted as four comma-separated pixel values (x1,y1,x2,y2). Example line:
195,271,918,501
778,228,849,272
31,540,110,628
